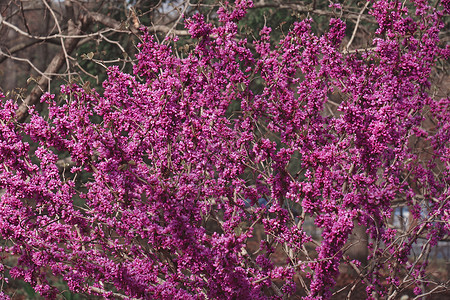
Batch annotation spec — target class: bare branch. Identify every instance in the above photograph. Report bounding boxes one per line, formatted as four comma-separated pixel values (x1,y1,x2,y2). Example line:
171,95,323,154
15,18,89,122
164,0,189,41
346,1,371,51
0,40,41,64
85,10,189,36
41,0,71,79
0,48,51,80
252,0,376,23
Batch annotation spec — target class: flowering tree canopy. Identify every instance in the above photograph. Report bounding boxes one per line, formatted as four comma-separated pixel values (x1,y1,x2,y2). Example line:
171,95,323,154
0,0,449,299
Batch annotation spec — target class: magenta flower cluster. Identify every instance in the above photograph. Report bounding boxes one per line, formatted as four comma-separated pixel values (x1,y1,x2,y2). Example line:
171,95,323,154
0,0,448,299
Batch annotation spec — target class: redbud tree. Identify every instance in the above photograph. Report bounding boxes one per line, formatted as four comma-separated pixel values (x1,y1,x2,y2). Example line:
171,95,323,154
0,0,449,299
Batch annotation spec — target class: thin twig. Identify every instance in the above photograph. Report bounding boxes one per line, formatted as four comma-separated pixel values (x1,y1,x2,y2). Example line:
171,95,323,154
346,1,370,51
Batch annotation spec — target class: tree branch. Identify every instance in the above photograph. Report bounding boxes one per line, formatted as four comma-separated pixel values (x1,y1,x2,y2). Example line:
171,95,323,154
15,18,89,122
